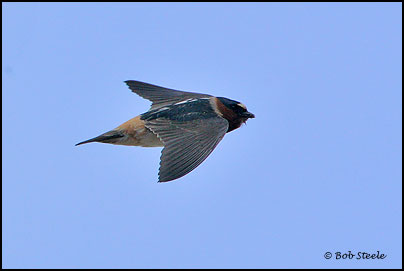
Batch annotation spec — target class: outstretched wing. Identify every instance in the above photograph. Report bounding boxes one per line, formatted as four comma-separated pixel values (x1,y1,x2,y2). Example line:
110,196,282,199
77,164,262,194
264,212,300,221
125,80,211,110
145,117,228,182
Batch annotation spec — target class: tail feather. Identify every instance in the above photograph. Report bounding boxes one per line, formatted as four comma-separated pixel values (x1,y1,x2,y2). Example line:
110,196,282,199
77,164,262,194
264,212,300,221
75,130,124,146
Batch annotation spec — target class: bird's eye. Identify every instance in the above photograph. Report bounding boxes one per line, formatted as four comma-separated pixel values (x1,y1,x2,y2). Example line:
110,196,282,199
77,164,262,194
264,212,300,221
231,104,244,112
237,105,247,112
237,103,247,112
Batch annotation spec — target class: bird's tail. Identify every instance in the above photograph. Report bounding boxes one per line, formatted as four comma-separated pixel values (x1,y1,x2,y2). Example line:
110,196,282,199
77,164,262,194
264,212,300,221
75,130,125,146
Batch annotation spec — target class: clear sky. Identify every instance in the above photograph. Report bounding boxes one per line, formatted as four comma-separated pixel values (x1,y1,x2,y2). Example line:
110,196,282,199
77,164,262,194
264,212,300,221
2,3,402,269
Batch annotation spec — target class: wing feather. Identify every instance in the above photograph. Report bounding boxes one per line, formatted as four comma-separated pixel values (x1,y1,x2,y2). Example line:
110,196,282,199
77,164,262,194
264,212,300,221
145,117,228,182
125,80,211,110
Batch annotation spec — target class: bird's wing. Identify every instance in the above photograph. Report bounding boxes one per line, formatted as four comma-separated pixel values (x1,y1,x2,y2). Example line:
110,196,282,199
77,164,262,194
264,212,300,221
145,117,228,182
125,80,211,110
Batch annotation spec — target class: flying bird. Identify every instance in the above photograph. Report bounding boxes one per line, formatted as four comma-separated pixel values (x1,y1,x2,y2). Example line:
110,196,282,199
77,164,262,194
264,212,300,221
76,80,255,182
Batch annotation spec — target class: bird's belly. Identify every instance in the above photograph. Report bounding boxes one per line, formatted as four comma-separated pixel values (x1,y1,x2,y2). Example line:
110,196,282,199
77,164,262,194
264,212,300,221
113,115,163,147
121,127,163,147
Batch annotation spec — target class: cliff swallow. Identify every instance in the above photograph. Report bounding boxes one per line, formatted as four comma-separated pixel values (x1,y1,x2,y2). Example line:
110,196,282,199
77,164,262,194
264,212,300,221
76,80,255,182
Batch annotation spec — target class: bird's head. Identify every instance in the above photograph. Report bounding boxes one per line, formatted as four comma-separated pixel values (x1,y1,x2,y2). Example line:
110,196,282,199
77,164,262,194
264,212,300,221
216,97,255,132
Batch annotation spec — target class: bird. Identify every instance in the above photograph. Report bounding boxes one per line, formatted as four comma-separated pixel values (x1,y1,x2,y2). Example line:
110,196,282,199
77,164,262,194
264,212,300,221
76,80,255,182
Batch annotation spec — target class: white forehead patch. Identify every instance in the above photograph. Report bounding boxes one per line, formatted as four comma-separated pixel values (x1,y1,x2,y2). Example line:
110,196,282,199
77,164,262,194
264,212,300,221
237,103,247,110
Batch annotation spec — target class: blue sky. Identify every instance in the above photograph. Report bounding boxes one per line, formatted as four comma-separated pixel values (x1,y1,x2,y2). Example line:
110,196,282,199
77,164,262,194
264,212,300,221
2,3,402,268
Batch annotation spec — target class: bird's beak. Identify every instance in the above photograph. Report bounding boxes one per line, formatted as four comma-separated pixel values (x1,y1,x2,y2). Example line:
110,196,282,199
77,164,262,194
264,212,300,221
241,111,255,119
